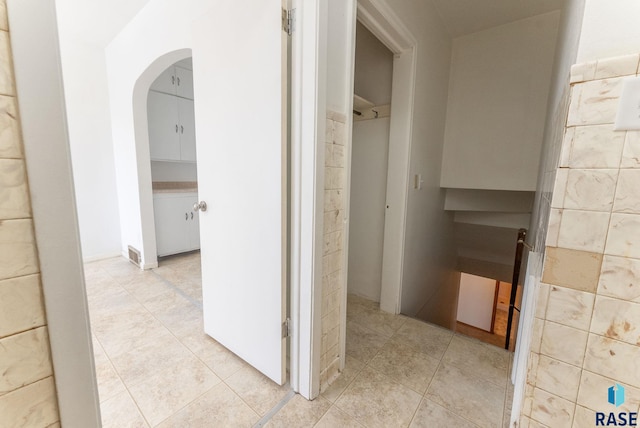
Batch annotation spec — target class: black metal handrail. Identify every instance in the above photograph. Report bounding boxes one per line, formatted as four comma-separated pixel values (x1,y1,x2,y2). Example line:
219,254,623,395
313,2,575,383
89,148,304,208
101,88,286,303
505,228,527,350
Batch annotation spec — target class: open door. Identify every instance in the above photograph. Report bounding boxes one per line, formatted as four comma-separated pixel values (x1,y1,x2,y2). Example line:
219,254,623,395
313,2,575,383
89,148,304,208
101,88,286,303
192,0,288,384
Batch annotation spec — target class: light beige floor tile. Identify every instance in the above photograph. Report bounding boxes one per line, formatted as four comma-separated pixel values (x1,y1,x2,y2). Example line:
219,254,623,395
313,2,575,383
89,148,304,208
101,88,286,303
409,399,479,427
225,365,291,416
94,315,175,359
156,382,258,428
119,274,172,304
321,356,364,403
335,366,422,428
345,321,389,364
158,302,204,338
100,391,149,428
265,395,331,428
347,293,380,310
393,317,453,360
442,335,510,387
348,304,407,338
180,331,247,379
313,405,365,428
109,335,197,387
128,358,220,426
368,338,439,394
92,339,126,403
426,363,505,428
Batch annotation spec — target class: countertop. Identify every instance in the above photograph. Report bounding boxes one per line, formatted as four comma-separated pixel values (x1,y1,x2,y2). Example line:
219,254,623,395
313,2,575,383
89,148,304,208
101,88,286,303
152,181,198,194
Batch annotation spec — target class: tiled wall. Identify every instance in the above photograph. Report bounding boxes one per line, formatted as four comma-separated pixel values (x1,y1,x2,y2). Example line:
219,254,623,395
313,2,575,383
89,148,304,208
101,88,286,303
319,111,347,391
0,2,61,426
521,53,640,428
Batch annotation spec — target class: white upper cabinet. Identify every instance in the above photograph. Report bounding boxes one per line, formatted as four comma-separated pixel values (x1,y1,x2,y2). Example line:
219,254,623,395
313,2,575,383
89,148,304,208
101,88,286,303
175,66,194,99
148,60,197,162
148,91,180,161
150,64,194,100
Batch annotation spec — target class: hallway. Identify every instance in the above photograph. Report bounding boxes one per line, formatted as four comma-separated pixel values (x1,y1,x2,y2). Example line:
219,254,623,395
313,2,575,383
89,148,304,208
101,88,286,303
86,253,513,427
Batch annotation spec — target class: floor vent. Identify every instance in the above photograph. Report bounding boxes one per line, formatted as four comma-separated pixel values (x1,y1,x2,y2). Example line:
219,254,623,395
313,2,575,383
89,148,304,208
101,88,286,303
128,245,141,267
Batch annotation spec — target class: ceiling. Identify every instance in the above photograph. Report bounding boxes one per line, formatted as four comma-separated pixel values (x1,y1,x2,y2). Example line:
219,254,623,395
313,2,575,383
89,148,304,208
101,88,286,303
55,0,564,47
431,0,564,37
55,0,152,46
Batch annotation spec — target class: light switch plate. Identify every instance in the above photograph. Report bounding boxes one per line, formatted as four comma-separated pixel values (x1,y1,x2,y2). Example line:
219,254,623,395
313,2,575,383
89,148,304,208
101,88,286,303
614,77,640,130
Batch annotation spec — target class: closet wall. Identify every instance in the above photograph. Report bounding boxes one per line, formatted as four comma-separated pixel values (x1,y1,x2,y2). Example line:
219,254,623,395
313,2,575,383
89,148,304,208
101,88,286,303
347,23,393,302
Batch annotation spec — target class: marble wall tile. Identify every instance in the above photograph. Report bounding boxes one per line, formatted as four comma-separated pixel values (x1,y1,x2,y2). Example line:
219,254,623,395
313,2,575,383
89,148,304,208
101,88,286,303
327,110,347,124
0,326,52,395
530,318,544,354
534,355,581,402
527,352,539,386
621,131,640,168
567,78,623,126
584,334,640,389
324,189,343,212
542,247,602,293
550,168,568,208
325,143,345,168
0,95,21,159
0,219,39,281
540,321,588,367
530,387,574,428
322,251,342,276
563,169,617,211
559,127,574,168
590,296,640,345
598,255,640,301
323,230,343,255
556,209,610,253
325,167,345,191
0,1,7,32
605,213,640,259
595,54,640,79
573,405,596,428
535,283,551,319
545,209,562,248
0,159,31,219
0,376,58,427
544,285,595,331
0,31,14,97
323,209,343,234
333,121,346,145
577,370,640,414
613,169,640,213
325,119,334,144
570,61,597,84
0,274,45,338
568,125,625,169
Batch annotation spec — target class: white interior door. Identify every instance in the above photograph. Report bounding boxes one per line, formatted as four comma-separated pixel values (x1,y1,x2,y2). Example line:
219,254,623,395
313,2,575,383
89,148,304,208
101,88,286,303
191,0,287,385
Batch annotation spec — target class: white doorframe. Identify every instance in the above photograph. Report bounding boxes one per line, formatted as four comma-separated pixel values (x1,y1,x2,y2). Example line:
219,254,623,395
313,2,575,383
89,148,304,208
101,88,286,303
289,0,326,400
342,0,417,320
132,49,192,270
7,1,101,425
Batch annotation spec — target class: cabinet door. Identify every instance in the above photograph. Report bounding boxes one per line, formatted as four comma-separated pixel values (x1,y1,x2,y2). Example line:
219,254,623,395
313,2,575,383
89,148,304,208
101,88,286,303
178,98,197,161
153,195,190,256
175,66,194,100
150,66,177,96
148,91,180,161
189,202,201,250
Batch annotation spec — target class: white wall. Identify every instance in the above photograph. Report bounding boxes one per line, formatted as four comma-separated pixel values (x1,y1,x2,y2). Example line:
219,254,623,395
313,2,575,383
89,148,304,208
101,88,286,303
348,118,390,302
456,273,496,331
441,12,561,192
353,22,393,105
326,0,353,114
55,37,122,261
577,0,640,63
370,0,458,326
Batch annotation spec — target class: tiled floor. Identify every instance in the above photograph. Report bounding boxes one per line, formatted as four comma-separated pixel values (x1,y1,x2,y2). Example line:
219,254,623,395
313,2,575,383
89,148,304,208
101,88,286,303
85,252,514,427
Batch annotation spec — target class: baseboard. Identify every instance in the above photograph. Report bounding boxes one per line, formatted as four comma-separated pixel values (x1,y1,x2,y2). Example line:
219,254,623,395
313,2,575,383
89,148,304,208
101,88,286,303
82,252,122,263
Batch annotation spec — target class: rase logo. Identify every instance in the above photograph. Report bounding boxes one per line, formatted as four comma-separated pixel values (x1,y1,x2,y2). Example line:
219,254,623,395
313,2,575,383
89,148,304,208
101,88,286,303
596,384,638,426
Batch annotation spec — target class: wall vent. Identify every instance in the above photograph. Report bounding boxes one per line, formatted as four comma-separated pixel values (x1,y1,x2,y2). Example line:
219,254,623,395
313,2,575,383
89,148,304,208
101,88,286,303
128,245,141,267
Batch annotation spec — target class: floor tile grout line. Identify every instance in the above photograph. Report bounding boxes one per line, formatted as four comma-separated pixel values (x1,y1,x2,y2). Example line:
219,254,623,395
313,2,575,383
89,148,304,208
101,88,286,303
251,389,296,428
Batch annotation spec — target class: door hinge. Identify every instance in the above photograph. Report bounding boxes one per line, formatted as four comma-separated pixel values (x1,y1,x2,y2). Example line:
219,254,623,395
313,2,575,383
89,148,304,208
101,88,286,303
282,317,291,338
282,8,295,35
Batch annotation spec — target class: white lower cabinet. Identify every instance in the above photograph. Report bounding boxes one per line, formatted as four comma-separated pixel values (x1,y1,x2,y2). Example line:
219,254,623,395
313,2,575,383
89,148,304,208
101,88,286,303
153,192,200,256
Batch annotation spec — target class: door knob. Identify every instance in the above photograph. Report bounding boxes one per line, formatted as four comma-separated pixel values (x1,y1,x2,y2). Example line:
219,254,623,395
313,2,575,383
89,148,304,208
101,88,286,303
193,201,207,212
